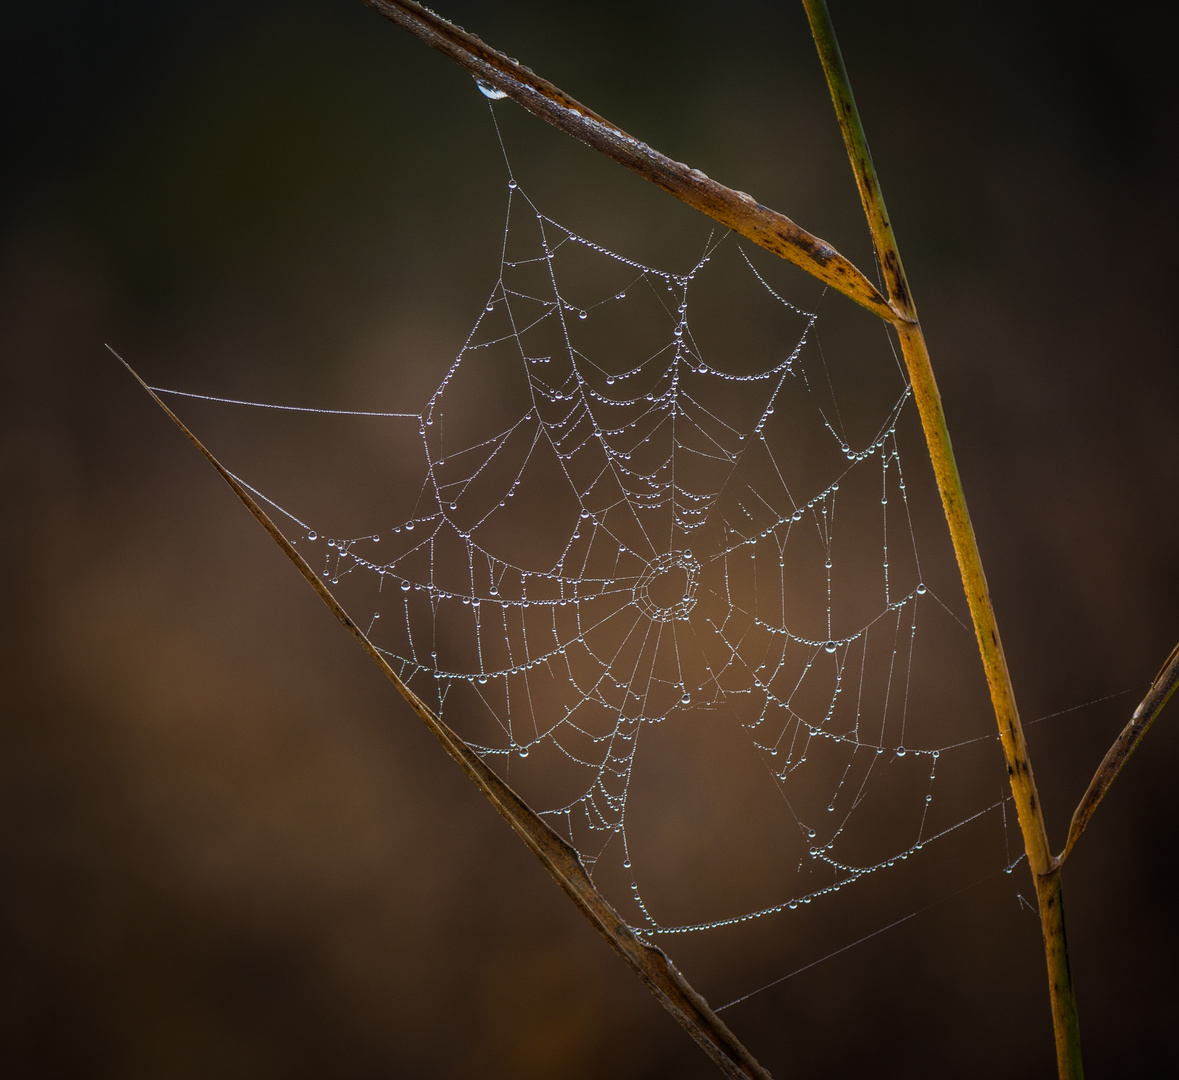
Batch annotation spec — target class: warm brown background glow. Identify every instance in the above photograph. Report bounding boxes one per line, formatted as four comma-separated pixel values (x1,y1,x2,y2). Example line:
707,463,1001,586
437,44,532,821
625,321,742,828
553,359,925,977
4,2,1177,1077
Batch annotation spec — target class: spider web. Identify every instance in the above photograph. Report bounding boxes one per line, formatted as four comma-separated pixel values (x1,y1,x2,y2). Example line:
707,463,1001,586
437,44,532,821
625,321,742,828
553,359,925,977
155,125,1011,943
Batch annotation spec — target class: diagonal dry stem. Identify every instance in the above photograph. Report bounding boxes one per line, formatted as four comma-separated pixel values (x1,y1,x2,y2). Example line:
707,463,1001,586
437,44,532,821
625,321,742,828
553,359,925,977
109,346,773,1080
361,0,895,322
1060,640,1179,865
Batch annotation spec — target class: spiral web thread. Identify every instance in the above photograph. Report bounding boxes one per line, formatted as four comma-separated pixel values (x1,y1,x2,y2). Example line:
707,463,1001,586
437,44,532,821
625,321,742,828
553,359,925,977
157,146,1010,940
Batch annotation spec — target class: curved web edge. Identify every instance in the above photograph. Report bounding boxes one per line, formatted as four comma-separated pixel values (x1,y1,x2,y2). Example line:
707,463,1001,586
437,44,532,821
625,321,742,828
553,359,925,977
152,160,1010,941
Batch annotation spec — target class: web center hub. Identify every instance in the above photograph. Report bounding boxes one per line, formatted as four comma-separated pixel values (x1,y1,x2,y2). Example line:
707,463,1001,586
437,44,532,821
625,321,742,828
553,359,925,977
634,551,701,621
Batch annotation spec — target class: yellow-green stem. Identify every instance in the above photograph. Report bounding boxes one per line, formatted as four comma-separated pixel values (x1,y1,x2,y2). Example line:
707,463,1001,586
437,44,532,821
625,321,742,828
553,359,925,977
801,2,1081,1075
893,322,1052,877
1036,870,1083,1079
895,325,1082,1080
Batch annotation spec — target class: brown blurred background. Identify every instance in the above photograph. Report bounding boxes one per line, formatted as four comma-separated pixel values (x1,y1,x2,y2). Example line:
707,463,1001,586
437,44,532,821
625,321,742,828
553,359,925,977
3,1,1178,1077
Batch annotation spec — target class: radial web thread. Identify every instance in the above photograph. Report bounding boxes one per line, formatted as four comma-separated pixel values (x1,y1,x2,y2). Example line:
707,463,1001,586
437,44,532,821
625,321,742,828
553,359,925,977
158,154,1010,940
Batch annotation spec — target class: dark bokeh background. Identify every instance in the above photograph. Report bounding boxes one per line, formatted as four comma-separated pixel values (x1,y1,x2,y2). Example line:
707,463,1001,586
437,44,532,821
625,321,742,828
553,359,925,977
4,1,1178,1077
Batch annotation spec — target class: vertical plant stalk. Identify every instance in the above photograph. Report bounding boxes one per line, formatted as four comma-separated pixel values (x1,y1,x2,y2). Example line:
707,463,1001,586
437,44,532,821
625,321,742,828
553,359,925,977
799,2,1082,1077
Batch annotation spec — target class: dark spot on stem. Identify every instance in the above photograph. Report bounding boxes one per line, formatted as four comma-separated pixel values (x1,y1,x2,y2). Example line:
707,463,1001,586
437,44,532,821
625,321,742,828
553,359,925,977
883,251,910,308
784,232,831,265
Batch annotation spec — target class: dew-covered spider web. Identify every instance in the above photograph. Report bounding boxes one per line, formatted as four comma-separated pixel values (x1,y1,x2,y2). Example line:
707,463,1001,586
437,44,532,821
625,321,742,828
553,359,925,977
153,112,1020,954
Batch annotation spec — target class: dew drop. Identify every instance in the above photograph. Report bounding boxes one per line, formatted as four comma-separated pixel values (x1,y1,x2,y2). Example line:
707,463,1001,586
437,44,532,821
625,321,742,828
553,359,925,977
476,78,508,100
825,641,837,654
508,179,517,190
916,583,927,595
400,581,410,591
578,310,588,320
307,531,318,541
